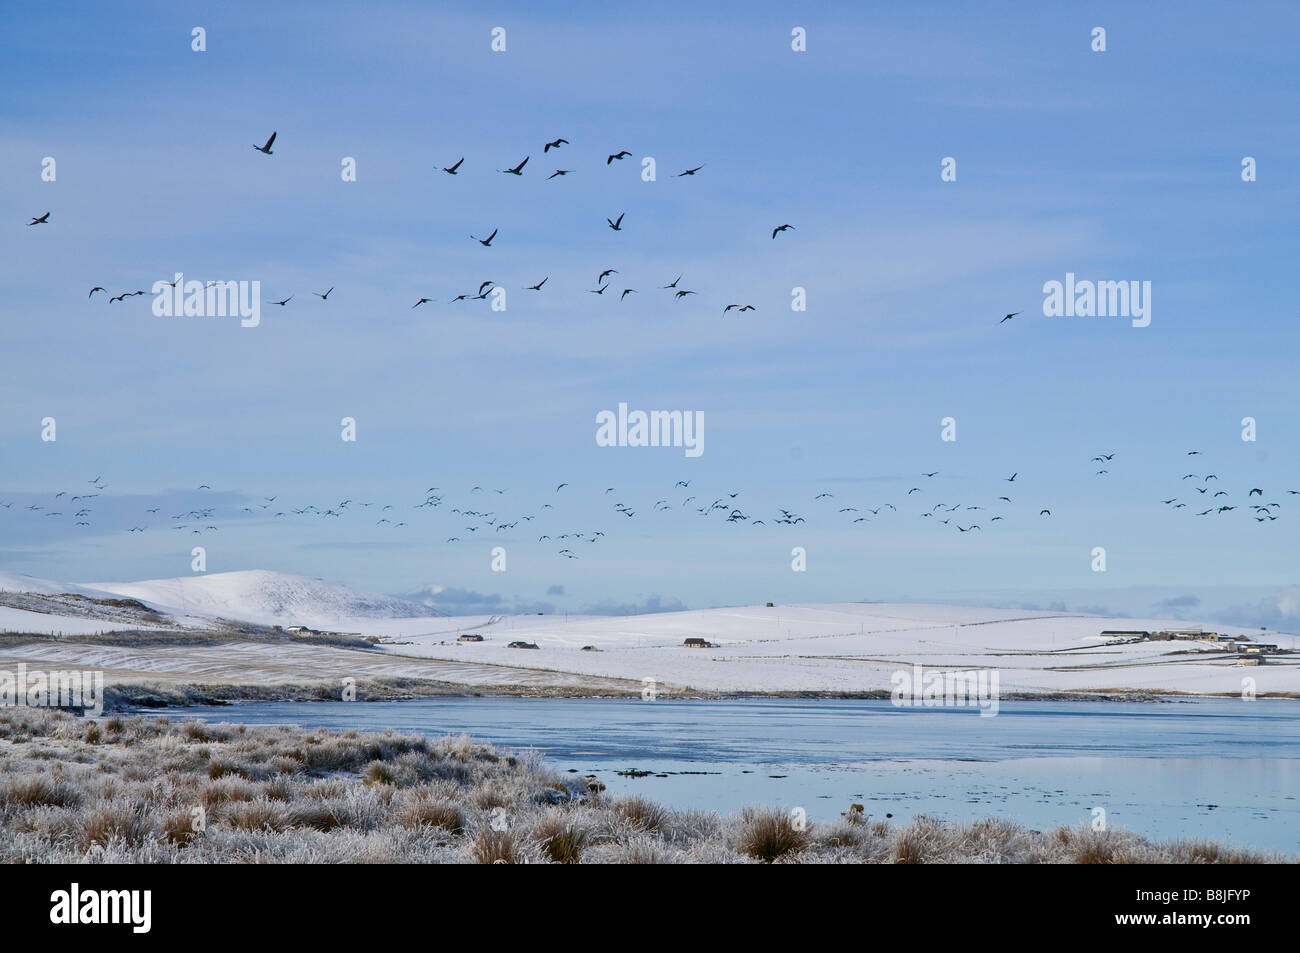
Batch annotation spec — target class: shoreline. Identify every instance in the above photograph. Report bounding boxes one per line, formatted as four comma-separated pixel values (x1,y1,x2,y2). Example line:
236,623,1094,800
0,708,1288,864
97,678,1297,712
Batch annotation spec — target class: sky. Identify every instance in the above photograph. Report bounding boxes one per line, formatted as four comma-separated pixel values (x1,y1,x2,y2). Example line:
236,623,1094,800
2,2,1298,624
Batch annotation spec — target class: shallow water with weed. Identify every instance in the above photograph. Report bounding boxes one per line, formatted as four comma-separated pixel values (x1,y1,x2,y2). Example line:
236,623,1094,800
174,696,1300,853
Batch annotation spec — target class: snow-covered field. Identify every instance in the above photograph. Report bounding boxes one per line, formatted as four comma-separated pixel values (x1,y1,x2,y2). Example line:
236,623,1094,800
2,571,1296,697
343,603,1300,696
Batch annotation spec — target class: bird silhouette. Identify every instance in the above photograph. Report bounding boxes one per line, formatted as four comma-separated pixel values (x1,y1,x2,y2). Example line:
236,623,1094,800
472,228,498,246
253,132,276,155
607,212,625,231
526,277,548,291
441,158,464,174
548,169,571,179
27,213,50,226
314,287,334,300
771,224,794,239
1000,312,1020,324
678,165,705,176
544,138,569,152
501,156,529,175
607,151,631,164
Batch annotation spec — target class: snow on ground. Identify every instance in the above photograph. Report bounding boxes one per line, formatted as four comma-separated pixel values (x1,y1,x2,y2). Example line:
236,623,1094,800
363,604,1300,695
0,606,128,637
1,641,638,693
0,572,117,600
80,570,434,629
1,572,1296,697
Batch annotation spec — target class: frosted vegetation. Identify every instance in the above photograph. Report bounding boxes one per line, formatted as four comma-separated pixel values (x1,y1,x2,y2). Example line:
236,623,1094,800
0,710,1284,864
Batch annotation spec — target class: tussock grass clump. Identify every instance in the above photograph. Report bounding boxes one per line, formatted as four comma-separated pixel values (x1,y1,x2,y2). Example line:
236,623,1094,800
470,782,510,810
1,776,82,809
80,803,153,850
180,719,211,742
399,793,463,833
1051,824,1147,864
532,814,589,864
736,807,809,863
160,808,201,846
1166,839,1272,864
471,829,519,864
816,820,868,850
200,777,258,807
224,799,291,832
288,801,350,832
609,795,668,833
893,815,950,864
585,834,675,864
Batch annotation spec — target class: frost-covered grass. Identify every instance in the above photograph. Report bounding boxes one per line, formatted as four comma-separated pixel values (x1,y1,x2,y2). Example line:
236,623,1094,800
0,709,1287,864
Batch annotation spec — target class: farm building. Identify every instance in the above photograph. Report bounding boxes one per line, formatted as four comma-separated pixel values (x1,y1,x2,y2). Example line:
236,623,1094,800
683,637,715,648
507,641,539,650
1148,629,1218,641
456,634,483,643
1237,643,1278,655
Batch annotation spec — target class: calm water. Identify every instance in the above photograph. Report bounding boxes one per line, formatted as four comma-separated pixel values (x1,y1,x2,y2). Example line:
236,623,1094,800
172,697,1300,853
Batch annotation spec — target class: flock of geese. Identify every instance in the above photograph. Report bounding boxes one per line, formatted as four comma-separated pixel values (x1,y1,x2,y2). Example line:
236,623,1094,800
2,448,1289,560
34,131,798,316
28,132,1042,325
19,133,1287,565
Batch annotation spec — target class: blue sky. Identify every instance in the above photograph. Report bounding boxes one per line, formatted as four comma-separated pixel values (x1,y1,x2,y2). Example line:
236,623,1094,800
2,2,1298,621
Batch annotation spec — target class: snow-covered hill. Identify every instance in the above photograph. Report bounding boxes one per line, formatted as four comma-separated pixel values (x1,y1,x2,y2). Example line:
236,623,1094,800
80,570,437,629
2,570,1297,697
0,572,117,600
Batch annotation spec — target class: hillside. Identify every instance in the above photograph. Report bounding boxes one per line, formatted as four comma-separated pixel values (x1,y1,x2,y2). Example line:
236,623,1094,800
80,570,437,629
1,571,1296,698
